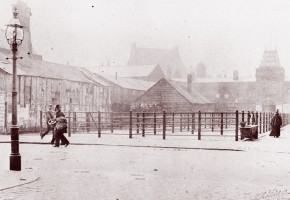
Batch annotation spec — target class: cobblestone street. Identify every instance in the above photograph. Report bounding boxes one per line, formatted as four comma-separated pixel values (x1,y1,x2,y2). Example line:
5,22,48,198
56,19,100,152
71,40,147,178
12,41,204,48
1,134,290,200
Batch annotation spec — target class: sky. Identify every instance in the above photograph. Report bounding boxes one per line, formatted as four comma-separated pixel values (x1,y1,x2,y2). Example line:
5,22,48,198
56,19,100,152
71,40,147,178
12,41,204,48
1,0,290,78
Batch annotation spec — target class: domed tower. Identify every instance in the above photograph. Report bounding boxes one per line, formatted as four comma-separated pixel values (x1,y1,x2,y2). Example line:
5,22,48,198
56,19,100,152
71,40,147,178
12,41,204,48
256,50,285,81
256,50,285,112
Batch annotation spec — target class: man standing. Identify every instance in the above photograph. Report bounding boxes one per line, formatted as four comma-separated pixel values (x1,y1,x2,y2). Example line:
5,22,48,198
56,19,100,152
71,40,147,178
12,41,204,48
41,104,54,141
270,109,283,138
53,104,70,147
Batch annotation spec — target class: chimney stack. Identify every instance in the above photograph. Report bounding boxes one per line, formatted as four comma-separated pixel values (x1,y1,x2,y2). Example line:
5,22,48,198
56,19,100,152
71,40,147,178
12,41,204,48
187,73,193,93
233,70,239,81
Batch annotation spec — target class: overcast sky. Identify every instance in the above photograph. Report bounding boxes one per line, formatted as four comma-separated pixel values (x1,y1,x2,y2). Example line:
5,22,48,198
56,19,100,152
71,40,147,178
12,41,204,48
1,0,290,78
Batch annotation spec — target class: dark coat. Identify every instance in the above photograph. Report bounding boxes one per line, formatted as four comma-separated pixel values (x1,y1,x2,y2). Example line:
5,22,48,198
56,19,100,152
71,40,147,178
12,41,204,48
270,114,282,137
55,111,67,134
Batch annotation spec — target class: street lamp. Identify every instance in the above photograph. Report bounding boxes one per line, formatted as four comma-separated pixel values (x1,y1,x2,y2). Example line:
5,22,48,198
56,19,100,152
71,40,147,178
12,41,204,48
5,8,24,171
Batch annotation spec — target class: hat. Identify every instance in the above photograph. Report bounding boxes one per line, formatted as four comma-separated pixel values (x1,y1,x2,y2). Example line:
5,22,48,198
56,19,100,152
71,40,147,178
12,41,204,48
55,104,61,110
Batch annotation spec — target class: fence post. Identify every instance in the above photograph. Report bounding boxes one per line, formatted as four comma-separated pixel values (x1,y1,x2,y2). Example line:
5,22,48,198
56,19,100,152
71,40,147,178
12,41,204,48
136,113,139,134
198,111,201,140
172,113,175,133
154,112,156,135
191,113,195,134
129,110,132,138
247,111,250,125
220,112,223,135
86,112,90,133
268,113,271,131
180,113,182,132
40,111,43,135
163,110,166,140
265,112,268,131
259,112,262,134
68,111,71,137
242,111,244,122
204,113,206,128
255,112,258,126
187,113,190,131
211,113,214,132
263,112,265,133
235,110,239,141
142,110,145,137
98,111,101,138
225,113,228,129
110,112,113,133
73,112,76,133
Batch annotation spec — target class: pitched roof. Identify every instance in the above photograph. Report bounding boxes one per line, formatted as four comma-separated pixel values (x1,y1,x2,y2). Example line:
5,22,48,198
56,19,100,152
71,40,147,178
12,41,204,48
168,80,212,104
127,44,187,78
259,50,282,68
137,78,211,104
0,51,105,85
88,65,160,78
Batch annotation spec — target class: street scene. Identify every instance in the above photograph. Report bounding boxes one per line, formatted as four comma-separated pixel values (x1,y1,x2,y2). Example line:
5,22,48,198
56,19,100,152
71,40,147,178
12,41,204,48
1,0,290,199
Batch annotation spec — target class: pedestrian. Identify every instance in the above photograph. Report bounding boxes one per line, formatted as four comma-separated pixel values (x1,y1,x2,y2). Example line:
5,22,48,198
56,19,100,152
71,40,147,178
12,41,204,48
53,104,70,147
270,109,282,138
41,104,54,142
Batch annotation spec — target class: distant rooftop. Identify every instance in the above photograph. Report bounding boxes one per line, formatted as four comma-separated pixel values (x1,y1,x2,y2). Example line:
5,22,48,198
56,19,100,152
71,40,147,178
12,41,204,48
89,65,160,78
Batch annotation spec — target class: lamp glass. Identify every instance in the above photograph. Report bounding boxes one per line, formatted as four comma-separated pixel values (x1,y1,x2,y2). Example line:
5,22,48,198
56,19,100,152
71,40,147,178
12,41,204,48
5,24,24,45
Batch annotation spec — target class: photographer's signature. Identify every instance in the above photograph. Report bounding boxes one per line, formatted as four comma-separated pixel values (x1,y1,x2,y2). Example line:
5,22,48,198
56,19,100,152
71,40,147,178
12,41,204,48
251,189,290,200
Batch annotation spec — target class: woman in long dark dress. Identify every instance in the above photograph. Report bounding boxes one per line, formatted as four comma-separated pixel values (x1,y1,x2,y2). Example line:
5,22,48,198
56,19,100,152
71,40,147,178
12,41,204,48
270,110,282,138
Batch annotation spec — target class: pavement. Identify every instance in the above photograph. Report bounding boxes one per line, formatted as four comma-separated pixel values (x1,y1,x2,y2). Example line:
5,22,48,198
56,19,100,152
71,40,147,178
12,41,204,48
0,125,289,199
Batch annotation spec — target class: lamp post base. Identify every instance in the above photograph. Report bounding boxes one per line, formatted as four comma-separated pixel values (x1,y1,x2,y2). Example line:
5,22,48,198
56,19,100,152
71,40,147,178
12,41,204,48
10,125,21,171
10,154,21,171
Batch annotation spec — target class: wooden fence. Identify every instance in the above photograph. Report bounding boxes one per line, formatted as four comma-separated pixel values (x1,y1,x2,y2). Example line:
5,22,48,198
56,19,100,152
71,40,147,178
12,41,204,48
40,111,290,141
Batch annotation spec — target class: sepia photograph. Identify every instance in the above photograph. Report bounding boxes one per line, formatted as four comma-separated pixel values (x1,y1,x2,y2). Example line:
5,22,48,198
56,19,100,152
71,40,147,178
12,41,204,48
0,0,290,199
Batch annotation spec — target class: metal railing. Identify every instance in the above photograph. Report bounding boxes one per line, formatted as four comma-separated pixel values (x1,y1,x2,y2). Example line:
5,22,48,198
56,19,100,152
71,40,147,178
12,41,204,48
40,110,290,141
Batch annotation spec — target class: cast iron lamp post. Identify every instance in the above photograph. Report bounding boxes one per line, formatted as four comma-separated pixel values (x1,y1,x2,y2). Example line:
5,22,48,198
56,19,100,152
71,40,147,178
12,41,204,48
5,8,24,171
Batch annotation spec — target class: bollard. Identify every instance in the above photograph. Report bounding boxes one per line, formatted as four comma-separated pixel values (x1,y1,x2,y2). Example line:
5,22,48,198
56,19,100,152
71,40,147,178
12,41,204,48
129,110,132,138
154,112,156,135
191,113,195,134
172,113,175,133
220,112,223,135
98,111,101,138
68,111,71,137
198,111,201,140
163,110,166,140
142,110,145,137
235,110,239,141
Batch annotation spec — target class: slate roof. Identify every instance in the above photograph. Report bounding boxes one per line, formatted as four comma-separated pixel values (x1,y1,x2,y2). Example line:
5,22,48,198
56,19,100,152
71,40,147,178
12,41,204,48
0,51,107,86
88,65,160,78
81,68,155,91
